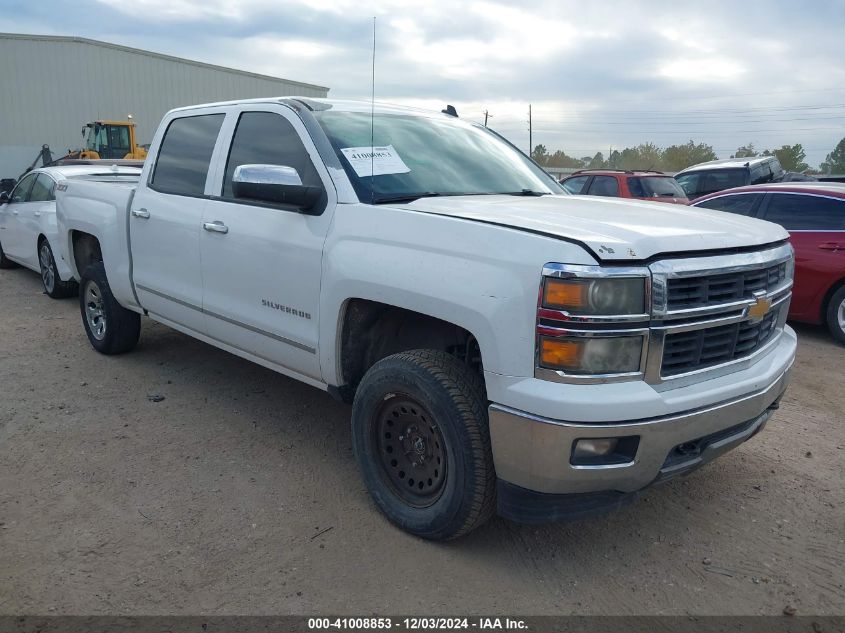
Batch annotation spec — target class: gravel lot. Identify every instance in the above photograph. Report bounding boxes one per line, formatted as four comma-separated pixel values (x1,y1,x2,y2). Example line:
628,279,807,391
1,266,843,616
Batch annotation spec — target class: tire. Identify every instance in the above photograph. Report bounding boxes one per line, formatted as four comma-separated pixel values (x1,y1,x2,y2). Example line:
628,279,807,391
825,285,845,345
38,239,77,299
79,261,141,354
351,349,496,540
0,239,18,269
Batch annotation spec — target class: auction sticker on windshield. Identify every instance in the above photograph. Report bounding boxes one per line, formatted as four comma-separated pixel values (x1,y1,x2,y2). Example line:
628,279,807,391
340,145,411,177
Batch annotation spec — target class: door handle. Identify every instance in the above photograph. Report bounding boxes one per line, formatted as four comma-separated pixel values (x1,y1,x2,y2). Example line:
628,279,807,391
12,210,18,215
131,208,150,219
203,221,229,234
818,242,843,251
34,212,41,217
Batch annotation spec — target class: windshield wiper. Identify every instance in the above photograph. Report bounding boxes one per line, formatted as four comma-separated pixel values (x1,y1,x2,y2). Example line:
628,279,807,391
498,189,550,196
372,192,443,204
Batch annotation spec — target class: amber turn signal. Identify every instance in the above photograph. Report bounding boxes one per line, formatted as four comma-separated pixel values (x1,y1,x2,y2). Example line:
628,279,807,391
543,279,588,310
539,337,584,370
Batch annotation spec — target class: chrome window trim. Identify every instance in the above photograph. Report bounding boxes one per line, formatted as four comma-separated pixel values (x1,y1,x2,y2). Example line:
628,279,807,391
765,190,845,203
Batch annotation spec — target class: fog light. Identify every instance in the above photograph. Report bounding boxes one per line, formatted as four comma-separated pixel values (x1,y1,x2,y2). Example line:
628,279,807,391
571,436,640,466
573,438,618,458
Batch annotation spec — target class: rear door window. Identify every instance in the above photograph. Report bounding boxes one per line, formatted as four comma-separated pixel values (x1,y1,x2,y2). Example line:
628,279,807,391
561,175,588,194
585,175,619,197
762,193,845,230
695,193,762,216
10,173,36,203
699,169,748,195
28,174,55,202
151,114,225,196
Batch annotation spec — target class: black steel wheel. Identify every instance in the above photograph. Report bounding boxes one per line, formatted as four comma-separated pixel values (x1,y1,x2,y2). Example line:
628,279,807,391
374,395,447,508
351,349,496,540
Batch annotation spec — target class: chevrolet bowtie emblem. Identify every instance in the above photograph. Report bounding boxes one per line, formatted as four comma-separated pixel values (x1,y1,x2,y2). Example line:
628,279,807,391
748,295,773,321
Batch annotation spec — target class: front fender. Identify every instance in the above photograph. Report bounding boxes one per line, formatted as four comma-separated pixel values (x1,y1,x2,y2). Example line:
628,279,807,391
318,204,597,385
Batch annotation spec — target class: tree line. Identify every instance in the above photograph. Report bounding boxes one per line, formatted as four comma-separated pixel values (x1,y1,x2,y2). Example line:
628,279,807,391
530,137,845,174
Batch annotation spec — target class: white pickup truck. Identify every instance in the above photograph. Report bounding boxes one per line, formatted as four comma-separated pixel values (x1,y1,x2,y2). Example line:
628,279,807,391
56,97,797,539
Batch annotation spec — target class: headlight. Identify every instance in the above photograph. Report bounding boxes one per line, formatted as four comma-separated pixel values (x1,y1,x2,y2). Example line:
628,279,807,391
543,277,646,315
539,335,644,375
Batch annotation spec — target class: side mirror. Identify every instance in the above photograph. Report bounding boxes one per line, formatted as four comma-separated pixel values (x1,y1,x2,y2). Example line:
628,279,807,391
232,164,322,213
0,191,9,205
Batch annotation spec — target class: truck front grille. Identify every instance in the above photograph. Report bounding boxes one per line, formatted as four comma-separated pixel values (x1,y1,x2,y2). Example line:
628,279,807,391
535,243,793,386
661,308,780,376
666,262,788,311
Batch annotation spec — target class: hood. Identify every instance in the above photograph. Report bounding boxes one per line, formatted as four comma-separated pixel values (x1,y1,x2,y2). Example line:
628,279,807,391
395,194,788,261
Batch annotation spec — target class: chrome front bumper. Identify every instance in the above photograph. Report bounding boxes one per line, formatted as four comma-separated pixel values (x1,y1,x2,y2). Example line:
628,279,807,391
489,360,792,496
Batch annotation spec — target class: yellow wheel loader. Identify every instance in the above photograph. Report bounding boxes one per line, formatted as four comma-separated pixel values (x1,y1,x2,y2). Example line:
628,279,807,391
70,120,148,161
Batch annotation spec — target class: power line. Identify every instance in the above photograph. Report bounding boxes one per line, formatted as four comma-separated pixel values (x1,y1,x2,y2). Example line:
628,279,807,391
492,103,845,120
527,116,845,126
524,126,844,135
575,87,845,103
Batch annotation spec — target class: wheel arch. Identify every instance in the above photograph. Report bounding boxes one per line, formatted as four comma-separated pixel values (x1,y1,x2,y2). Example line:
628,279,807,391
330,297,487,403
69,230,103,279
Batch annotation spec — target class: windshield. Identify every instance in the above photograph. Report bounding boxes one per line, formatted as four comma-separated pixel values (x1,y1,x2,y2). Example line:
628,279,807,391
628,176,687,198
314,110,561,203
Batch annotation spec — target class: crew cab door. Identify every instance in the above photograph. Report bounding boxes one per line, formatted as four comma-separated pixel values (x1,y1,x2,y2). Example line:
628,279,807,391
200,107,335,380
0,172,37,261
18,173,56,269
129,112,226,333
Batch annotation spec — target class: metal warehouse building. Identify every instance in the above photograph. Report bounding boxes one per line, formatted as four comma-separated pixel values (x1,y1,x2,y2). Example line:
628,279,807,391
0,33,329,180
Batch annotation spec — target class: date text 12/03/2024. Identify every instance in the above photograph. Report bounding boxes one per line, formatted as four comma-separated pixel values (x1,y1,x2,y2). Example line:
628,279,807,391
307,618,528,630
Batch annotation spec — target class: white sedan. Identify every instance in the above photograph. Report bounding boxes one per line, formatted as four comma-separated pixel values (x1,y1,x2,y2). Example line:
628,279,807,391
0,164,141,298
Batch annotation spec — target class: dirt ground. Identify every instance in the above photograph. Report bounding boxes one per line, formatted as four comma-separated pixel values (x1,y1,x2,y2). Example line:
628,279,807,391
0,266,843,616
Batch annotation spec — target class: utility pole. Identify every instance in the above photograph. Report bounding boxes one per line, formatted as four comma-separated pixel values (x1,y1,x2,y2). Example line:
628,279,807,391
528,104,532,156
483,109,492,127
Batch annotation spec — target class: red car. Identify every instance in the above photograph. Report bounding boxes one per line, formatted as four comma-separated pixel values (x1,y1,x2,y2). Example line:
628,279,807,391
693,183,845,344
560,169,688,204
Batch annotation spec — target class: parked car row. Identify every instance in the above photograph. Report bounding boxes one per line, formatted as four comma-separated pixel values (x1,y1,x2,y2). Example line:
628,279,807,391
0,165,141,297
557,161,844,345
559,156,815,204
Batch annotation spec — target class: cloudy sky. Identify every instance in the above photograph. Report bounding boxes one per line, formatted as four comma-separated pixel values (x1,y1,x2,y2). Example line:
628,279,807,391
4,0,844,167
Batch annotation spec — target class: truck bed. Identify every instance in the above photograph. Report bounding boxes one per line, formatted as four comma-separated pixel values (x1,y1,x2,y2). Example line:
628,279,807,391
56,175,141,310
